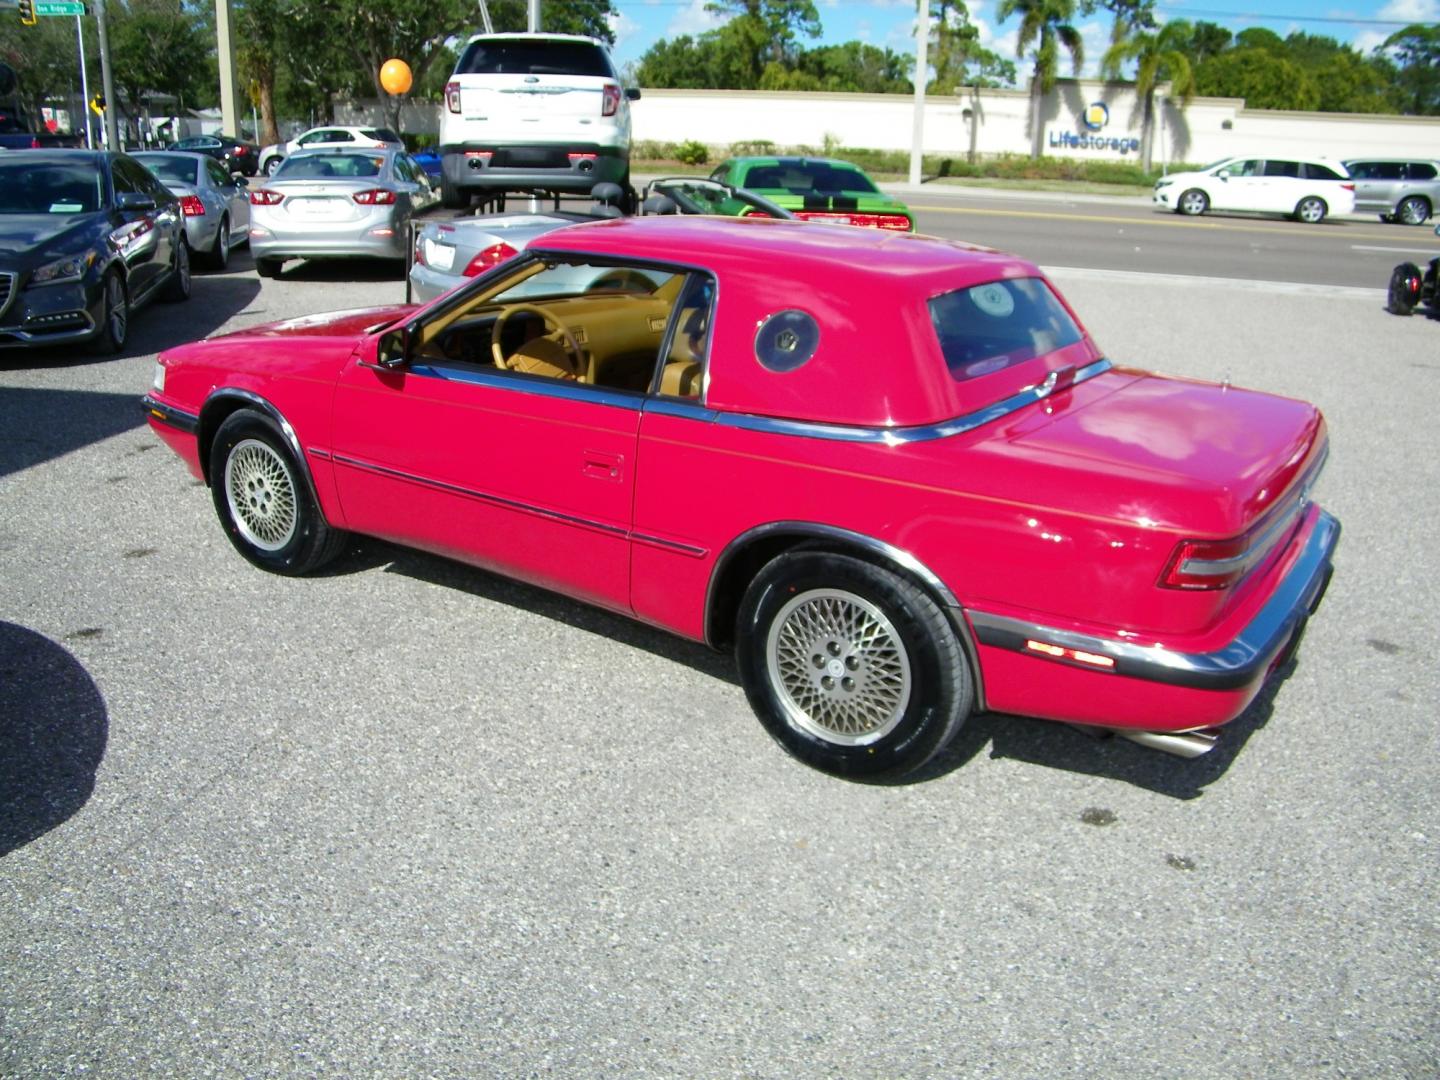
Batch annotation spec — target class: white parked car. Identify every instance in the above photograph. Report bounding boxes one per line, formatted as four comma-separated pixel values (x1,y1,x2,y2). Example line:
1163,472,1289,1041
438,32,639,209
1153,156,1355,224
257,125,403,177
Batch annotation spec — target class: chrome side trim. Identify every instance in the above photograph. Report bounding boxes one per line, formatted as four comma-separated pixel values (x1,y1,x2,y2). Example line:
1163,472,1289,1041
409,361,646,413
141,394,199,434
0,271,17,322
969,509,1340,691
330,452,631,540
709,358,1113,444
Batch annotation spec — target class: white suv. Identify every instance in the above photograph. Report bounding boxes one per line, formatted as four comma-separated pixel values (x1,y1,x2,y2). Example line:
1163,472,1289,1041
1153,156,1355,224
258,126,403,177
439,33,639,209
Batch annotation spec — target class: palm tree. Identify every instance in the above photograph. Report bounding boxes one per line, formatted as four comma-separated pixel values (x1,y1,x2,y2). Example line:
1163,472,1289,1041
1102,21,1197,172
997,0,1085,158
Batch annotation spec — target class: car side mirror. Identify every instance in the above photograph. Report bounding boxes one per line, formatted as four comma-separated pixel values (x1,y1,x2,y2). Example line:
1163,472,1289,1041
116,192,156,212
377,323,413,369
626,88,641,102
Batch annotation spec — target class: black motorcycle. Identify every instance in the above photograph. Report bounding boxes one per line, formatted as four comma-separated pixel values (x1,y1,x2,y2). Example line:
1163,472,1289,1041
1387,224,1440,317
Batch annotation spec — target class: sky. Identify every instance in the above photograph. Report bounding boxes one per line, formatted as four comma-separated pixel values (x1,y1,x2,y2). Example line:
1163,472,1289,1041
603,0,1439,80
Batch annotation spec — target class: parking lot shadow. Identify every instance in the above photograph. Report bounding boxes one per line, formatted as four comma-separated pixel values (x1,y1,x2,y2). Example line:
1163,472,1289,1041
0,388,147,480
0,623,109,857
355,537,1277,795
0,275,261,369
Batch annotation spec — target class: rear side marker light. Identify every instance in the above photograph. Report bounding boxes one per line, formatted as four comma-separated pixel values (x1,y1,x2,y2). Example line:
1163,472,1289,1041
1026,640,1116,669
178,195,206,217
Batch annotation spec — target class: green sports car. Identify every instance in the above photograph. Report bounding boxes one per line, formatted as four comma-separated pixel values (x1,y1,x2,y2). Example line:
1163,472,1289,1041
707,156,915,232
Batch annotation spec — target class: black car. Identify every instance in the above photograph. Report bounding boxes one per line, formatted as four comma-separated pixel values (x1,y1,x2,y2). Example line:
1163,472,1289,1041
0,150,192,354
166,133,260,177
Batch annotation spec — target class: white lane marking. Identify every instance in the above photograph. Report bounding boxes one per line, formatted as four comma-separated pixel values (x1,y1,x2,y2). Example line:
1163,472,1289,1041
1350,244,1440,255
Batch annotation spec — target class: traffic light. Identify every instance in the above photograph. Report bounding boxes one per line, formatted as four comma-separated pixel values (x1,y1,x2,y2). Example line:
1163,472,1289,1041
90,94,106,115
19,0,38,26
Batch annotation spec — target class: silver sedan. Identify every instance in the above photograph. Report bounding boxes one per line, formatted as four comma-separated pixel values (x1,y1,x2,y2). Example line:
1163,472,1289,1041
133,151,251,270
248,148,438,278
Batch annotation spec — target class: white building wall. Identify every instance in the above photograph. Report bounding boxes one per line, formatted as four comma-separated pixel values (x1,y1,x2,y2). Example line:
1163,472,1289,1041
338,80,1440,167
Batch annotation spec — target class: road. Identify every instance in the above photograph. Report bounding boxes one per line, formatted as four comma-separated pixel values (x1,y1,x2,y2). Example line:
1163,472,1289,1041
1,221,1437,1078
896,184,1440,289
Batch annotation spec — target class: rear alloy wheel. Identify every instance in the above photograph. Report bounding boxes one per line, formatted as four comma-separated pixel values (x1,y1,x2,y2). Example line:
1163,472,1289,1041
1295,197,1328,224
93,269,128,354
1176,189,1208,216
162,239,192,301
209,410,347,575
440,172,468,211
1396,196,1431,226
736,551,972,779
264,157,282,176
1387,262,1422,316
208,217,230,270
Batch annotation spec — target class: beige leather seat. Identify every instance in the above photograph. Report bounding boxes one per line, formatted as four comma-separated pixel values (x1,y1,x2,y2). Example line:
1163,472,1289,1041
659,306,706,398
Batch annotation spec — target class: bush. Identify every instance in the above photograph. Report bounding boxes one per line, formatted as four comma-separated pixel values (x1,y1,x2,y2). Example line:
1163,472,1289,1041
728,139,775,157
674,139,709,166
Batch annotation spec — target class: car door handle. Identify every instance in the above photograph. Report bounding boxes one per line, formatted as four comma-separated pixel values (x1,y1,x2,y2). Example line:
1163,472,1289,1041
582,451,623,482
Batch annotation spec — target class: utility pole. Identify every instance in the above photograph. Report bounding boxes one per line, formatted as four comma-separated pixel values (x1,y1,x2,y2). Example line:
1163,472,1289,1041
94,0,119,150
908,0,928,186
216,0,242,136
527,0,539,32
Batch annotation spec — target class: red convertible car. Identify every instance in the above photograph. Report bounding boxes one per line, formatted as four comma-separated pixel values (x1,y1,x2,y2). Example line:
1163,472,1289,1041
144,216,1338,778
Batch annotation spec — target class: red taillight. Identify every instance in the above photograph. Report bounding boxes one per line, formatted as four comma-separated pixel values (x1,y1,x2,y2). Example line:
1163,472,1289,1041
794,211,912,231
178,194,206,217
1161,503,1301,590
234,145,248,156
1341,183,1355,191
602,83,621,117
462,242,518,277
248,188,284,206
445,80,462,114
567,152,597,163
352,188,397,205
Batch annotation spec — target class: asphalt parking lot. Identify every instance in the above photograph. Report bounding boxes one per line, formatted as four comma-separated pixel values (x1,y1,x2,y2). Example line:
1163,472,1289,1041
2,249,1437,1078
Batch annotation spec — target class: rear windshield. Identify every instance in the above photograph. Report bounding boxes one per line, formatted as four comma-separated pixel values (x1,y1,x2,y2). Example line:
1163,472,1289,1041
744,161,877,195
455,39,613,78
361,128,399,143
140,155,202,187
929,278,1083,382
277,153,384,179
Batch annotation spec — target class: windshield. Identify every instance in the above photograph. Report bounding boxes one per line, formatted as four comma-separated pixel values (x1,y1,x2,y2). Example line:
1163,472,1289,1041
276,152,384,179
743,161,878,195
0,160,104,214
139,155,202,187
929,278,1084,382
648,178,793,219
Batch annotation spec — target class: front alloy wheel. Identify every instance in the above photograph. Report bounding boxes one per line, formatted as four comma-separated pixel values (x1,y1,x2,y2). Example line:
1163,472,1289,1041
737,551,972,778
94,270,128,354
1177,189,1208,216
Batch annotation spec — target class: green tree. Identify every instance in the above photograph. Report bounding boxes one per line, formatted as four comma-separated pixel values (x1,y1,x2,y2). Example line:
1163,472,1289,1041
108,0,212,132
1102,19,1195,170
996,0,1085,157
706,0,820,70
1194,48,1319,111
0,16,88,130
929,0,1016,93
1382,24,1440,115
794,42,913,94
1170,20,1231,64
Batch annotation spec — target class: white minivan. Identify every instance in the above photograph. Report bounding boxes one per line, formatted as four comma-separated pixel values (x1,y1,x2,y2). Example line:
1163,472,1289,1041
438,33,640,210
1153,157,1355,224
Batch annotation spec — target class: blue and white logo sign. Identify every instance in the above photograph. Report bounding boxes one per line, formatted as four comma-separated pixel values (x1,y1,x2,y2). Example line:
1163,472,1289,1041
1081,102,1109,131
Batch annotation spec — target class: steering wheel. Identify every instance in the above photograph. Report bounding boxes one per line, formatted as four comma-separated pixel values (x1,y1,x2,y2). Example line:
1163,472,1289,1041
490,303,585,378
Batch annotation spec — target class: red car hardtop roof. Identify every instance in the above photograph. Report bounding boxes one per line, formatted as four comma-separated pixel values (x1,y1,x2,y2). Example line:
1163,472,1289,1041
533,216,1092,429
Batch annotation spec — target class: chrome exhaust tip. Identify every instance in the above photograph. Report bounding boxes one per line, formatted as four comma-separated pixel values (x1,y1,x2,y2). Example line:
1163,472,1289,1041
1112,728,1221,759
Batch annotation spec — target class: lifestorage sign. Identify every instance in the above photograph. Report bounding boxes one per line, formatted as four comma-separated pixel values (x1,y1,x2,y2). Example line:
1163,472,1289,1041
1049,101,1141,155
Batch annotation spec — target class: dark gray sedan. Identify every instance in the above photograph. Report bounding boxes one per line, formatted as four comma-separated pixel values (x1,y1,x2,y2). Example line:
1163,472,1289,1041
134,151,251,270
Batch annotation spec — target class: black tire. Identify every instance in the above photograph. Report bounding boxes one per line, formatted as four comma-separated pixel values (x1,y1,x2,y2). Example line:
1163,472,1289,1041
255,257,283,279
1387,262,1421,316
162,238,191,301
1294,196,1327,224
207,216,230,270
1396,195,1431,226
1176,188,1208,216
92,269,128,355
440,172,468,211
264,156,282,176
736,551,972,778
209,410,347,575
